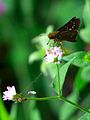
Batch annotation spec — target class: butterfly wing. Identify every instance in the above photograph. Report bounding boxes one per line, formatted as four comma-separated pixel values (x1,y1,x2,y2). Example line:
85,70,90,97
48,17,80,42
56,30,78,42
57,17,80,32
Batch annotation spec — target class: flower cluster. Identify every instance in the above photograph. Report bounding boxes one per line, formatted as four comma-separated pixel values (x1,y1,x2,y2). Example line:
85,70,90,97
3,86,16,101
44,46,63,64
0,1,6,15
3,86,36,101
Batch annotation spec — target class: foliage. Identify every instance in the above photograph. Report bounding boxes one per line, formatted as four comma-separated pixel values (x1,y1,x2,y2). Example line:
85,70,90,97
0,0,90,120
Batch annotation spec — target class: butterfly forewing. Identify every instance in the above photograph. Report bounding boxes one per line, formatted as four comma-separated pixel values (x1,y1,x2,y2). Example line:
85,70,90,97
57,17,80,32
48,17,80,42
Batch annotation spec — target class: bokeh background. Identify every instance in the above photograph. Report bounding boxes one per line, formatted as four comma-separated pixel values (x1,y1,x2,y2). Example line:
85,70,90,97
0,0,90,120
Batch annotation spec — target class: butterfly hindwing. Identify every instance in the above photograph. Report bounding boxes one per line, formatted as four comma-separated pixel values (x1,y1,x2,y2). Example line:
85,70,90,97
56,30,78,42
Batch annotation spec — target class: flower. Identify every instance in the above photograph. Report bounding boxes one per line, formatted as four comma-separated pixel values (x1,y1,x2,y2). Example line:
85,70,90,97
28,91,36,95
3,86,16,101
0,1,6,15
44,46,63,64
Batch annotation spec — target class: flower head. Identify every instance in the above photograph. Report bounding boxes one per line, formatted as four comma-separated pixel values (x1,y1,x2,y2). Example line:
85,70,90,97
3,86,16,101
0,1,6,15
44,46,63,64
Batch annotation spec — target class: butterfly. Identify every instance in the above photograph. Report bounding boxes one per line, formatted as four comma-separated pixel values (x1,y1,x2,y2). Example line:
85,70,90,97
48,17,80,42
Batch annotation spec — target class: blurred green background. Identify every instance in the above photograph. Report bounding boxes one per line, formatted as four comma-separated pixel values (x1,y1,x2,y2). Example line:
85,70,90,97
0,0,90,120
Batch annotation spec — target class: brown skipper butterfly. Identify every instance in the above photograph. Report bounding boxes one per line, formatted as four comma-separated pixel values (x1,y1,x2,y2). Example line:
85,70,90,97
48,17,80,42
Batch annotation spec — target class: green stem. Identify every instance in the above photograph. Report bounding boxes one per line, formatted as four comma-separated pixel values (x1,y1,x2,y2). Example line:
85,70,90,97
57,64,60,96
24,96,90,113
59,96,90,113
27,96,59,101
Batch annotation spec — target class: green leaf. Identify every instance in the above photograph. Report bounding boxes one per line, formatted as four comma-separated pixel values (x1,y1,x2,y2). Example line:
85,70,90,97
52,75,58,93
63,51,89,67
32,25,53,49
41,61,63,93
84,52,90,62
82,0,90,27
41,62,59,94
80,29,90,43
29,101,41,120
80,0,90,43
29,49,45,63
59,91,78,120
59,57,75,93
79,109,90,120
9,103,18,120
81,65,90,82
29,26,53,64
0,97,12,120
41,61,57,78
74,68,87,92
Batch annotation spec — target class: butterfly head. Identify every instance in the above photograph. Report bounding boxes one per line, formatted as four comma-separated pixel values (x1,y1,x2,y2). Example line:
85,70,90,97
48,31,59,40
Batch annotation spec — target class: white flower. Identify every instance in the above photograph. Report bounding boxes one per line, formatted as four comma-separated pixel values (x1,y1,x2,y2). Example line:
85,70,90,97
44,46,63,64
28,91,36,95
3,86,16,101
